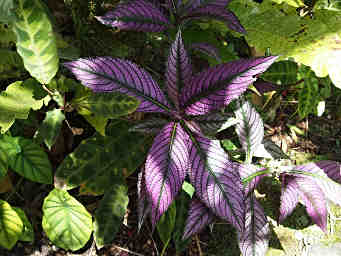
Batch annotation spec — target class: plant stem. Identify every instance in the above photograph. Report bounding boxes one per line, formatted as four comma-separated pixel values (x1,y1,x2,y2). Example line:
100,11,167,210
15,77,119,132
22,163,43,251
160,238,170,256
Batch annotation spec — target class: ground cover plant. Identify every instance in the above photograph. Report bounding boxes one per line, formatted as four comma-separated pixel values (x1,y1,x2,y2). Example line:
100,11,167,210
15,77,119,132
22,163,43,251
1,0,341,255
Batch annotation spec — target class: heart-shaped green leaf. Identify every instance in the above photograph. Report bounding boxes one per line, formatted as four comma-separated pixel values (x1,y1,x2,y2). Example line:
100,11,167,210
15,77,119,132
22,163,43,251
13,207,34,242
42,188,93,251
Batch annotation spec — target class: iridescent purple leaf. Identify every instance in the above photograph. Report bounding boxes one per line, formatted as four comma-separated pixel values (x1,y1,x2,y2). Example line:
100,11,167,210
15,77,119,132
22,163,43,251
129,118,169,134
64,57,171,113
295,176,328,233
185,7,246,34
316,160,341,184
238,194,269,256
166,30,192,109
189,43,221,62
235,163,267,195
95,0,170,32
184,0,232,12
188,133,245,231
182,198,215,239
145,122,189,229
253,78,278,95
137,167,151,232
235,100,264,160
191,112,239,138
279,175,300,223
181,56,278,115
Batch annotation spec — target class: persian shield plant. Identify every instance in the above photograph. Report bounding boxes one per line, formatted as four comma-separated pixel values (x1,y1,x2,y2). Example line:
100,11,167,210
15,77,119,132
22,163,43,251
64,30,277,254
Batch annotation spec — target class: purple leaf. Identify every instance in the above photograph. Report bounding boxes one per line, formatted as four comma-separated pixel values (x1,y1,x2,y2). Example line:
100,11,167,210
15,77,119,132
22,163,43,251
253,78,278,95
129,118,169,134
254,140,289,160
279,175,300,223
238,194,269,256
235,163,267,195
182,198,215,239
145,122,189,229
137,167,151,232
180,56,278,115
235,100,264,160
189,42,221,62
185,6,246,34
184,0,232,12
188,133,245,231
95,0,170,32
316,160,341,184
295,176,328,232
166,30,192,109
64,57,171,113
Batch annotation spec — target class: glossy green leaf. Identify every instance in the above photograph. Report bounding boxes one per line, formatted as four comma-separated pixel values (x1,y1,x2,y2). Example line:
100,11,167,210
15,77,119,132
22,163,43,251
0,0,18,22
34,109,65,149
229,0,341,88
42,188,93,251
0,136,52,184
13,0,59,84
0,200,23,250
72,91,140,119
55,120,150,192
0,145,8,178
82,114,108,136
157,201,176,248
94,181,129,249
13,207,34,242
261,60,299,85
0,79,47,133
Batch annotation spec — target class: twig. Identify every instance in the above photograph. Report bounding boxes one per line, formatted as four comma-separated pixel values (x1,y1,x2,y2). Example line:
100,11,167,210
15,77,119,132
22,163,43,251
114,245,145,256
195,235,203,256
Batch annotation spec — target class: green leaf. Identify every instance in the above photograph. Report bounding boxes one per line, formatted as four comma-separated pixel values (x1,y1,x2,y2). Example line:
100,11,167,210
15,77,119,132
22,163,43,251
55,120,150,193
157,201,176,247
0,136,52,184
0,79,47,133
0,0,18,22
0,200,23,250
261,60,299,85
34,109,65,149
82,115,108,136
13,0,59,84
298,71,319,118
0,145,8,178
0,49,24,79
12,207,34,242
94,181,129,249
42,188,93,251
229,0,341,87
72,91,140,119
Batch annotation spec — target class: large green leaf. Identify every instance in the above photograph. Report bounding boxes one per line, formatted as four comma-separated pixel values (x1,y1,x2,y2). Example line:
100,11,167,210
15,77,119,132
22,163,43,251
0,136,52,184
0,0,18,22
0,49,24,79
0,200,23,250
0,146,8,178
230,0,341,88
55,120,150,193
13,0,59,84
94,181,129,249
42,188,93,251
261,60,299,85
13,207,34,242
34,109,65,150
0,79,47,133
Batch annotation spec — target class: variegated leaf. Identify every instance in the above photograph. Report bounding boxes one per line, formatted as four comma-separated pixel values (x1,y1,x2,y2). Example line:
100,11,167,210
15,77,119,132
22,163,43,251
145,122,189,229
316,160,341,184
235,163,267,195
137,167,151,232
189,42,221,62
279,175,300,223
129,118,169,134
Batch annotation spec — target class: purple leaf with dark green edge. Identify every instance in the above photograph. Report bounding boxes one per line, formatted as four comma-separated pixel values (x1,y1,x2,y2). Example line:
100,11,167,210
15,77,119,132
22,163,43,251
166,30,192,109
145,122,189,229
180,56,278,115
191,112,238,137
184,0,232,12
253,78,278,95
235,100,264,160
185,7,246,34
182,198,215,239
95,0,170,32
129,118,169,134
234,163,267,195
188,133,245,231
137,167,151,232
189,42,221,62
295,176,328,233
64,57,171,114
316,160,341,184
279,175,300,223
292,162,341,207
238,193,269,256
